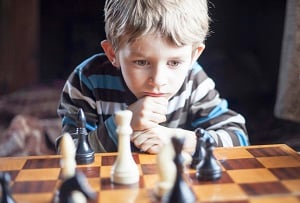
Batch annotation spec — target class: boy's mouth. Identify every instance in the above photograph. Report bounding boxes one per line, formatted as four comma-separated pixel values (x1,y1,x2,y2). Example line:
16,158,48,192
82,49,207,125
144,92,167,97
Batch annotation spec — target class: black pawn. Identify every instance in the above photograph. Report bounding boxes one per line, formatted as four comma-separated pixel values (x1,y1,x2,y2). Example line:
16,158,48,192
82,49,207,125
191,128,209,169
163,136,196,203
196,137,222,181
75,108,95,164
58,171,96,203
0,172,16,203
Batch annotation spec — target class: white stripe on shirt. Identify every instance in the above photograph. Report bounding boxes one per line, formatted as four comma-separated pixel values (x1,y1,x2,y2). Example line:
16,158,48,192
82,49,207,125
215,129,234,147
190,78,215,103
64,81,96,109
96,100,125,115
207,114,246,130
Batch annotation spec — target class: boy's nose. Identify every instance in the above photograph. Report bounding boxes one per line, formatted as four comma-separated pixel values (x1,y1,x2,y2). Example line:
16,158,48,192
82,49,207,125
149,66,167,87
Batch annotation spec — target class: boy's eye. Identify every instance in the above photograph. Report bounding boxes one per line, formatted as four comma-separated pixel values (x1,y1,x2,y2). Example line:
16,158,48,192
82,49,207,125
168,60,181,68
134,60,149,66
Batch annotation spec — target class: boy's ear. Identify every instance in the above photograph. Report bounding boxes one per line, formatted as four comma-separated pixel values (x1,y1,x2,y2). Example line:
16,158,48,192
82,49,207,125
101,40,120,67
192,43,205,63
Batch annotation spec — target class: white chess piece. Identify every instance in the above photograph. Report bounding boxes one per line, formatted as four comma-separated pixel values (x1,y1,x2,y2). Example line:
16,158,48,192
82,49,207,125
71,191,87,203
154,134,192,198
110,110,140,184
60,133,76,179
154,140,176,198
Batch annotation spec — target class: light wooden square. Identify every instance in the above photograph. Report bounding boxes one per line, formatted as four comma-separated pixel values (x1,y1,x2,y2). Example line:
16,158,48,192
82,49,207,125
257,156,300,168
227,168,278,183
15,169,60,181
194,183,248,202
0,158,26,170
215,148,254,160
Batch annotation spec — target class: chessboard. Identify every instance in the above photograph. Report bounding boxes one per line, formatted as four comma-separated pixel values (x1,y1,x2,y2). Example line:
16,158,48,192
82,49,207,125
0,144,300,203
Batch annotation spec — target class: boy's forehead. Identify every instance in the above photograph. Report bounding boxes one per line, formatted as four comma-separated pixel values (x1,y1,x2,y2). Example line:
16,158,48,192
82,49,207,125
119,35,194,58
121,34,182,50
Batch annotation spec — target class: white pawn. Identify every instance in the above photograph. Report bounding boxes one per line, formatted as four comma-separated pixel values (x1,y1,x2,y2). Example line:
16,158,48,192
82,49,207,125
154,135,192,198
59,133,87,203
110,110,140,184
60,133,76,179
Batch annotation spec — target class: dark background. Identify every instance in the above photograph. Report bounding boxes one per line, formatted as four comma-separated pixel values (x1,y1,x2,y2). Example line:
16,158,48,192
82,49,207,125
2,0,300,150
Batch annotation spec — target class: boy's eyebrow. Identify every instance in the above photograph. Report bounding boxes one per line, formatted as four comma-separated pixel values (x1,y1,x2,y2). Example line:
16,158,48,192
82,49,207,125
128,50,146,57
130,50,142,55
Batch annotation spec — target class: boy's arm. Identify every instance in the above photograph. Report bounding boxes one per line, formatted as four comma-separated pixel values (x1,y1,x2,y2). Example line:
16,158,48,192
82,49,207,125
131,96,248,154
131,63,249,153
57,66,118,153
188,91,249,147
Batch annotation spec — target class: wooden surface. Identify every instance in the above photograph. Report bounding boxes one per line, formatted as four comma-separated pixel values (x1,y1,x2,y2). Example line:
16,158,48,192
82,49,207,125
0,144,300,203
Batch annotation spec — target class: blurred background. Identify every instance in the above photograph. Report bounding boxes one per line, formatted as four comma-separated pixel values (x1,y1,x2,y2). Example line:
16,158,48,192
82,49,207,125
0,0,299,155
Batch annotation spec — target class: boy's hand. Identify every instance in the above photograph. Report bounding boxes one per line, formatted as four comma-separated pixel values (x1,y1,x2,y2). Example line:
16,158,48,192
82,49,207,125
131,125,172,154
127,96,168,131
131,126,197,154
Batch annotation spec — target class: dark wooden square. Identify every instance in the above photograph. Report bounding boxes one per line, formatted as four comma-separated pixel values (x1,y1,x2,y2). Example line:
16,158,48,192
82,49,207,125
12,180,57,193
270,167,300,180
247,147,289,157
221,158,264,170
240,182,290,196
23,158,60,169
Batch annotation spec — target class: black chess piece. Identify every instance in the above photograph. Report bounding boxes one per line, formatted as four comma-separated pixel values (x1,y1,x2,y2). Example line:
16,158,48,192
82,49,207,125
75,108,95,164
163,136,197,203
0,172,16,203
196,136,222,181
58,171,96,203
191,128,210,169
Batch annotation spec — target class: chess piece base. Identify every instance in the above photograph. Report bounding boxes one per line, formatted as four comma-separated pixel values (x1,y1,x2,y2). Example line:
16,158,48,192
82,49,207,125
75,152,95,165
111,170,139,185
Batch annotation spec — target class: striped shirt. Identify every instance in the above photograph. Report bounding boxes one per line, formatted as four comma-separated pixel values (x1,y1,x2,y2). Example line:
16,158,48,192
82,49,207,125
57,53,249,152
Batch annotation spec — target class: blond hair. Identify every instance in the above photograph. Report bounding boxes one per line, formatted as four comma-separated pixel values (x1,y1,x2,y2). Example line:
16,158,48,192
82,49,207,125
103,0,210,50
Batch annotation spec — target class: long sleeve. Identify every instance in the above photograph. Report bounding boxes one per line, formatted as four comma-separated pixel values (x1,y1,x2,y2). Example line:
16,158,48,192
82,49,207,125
165,62,249,147
57,54,126,152
187,64,249,147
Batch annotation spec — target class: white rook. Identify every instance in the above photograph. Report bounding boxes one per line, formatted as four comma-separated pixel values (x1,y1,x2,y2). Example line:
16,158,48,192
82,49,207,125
110,110,140,184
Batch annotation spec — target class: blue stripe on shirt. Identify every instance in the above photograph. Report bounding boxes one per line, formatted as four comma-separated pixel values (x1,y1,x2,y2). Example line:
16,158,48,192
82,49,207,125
88,75,125,91
62,117,77,128
74,54,125,92
62,117,97,131
234,130,249,146
192,99,229,127
75,73,125,92
191,62,203,74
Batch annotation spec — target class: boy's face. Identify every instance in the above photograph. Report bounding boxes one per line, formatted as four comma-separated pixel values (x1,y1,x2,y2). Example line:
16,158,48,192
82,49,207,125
102,35,204,100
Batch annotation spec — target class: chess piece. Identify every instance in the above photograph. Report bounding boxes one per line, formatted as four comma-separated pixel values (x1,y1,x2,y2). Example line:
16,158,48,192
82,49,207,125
154,140,176,198
58,171,96,203
75,108,94,165
55,133,96,203
60,133,76,179
163,136,196,203
110,110,140,184
196,136,222,181
191,128,210,169
0,172,16,203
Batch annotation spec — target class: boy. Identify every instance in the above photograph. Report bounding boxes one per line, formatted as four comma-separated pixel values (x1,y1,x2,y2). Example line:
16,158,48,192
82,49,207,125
57,0,249,154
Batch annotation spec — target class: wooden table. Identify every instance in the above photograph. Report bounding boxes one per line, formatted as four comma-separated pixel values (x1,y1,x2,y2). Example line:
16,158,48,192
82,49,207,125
0,144,299,203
